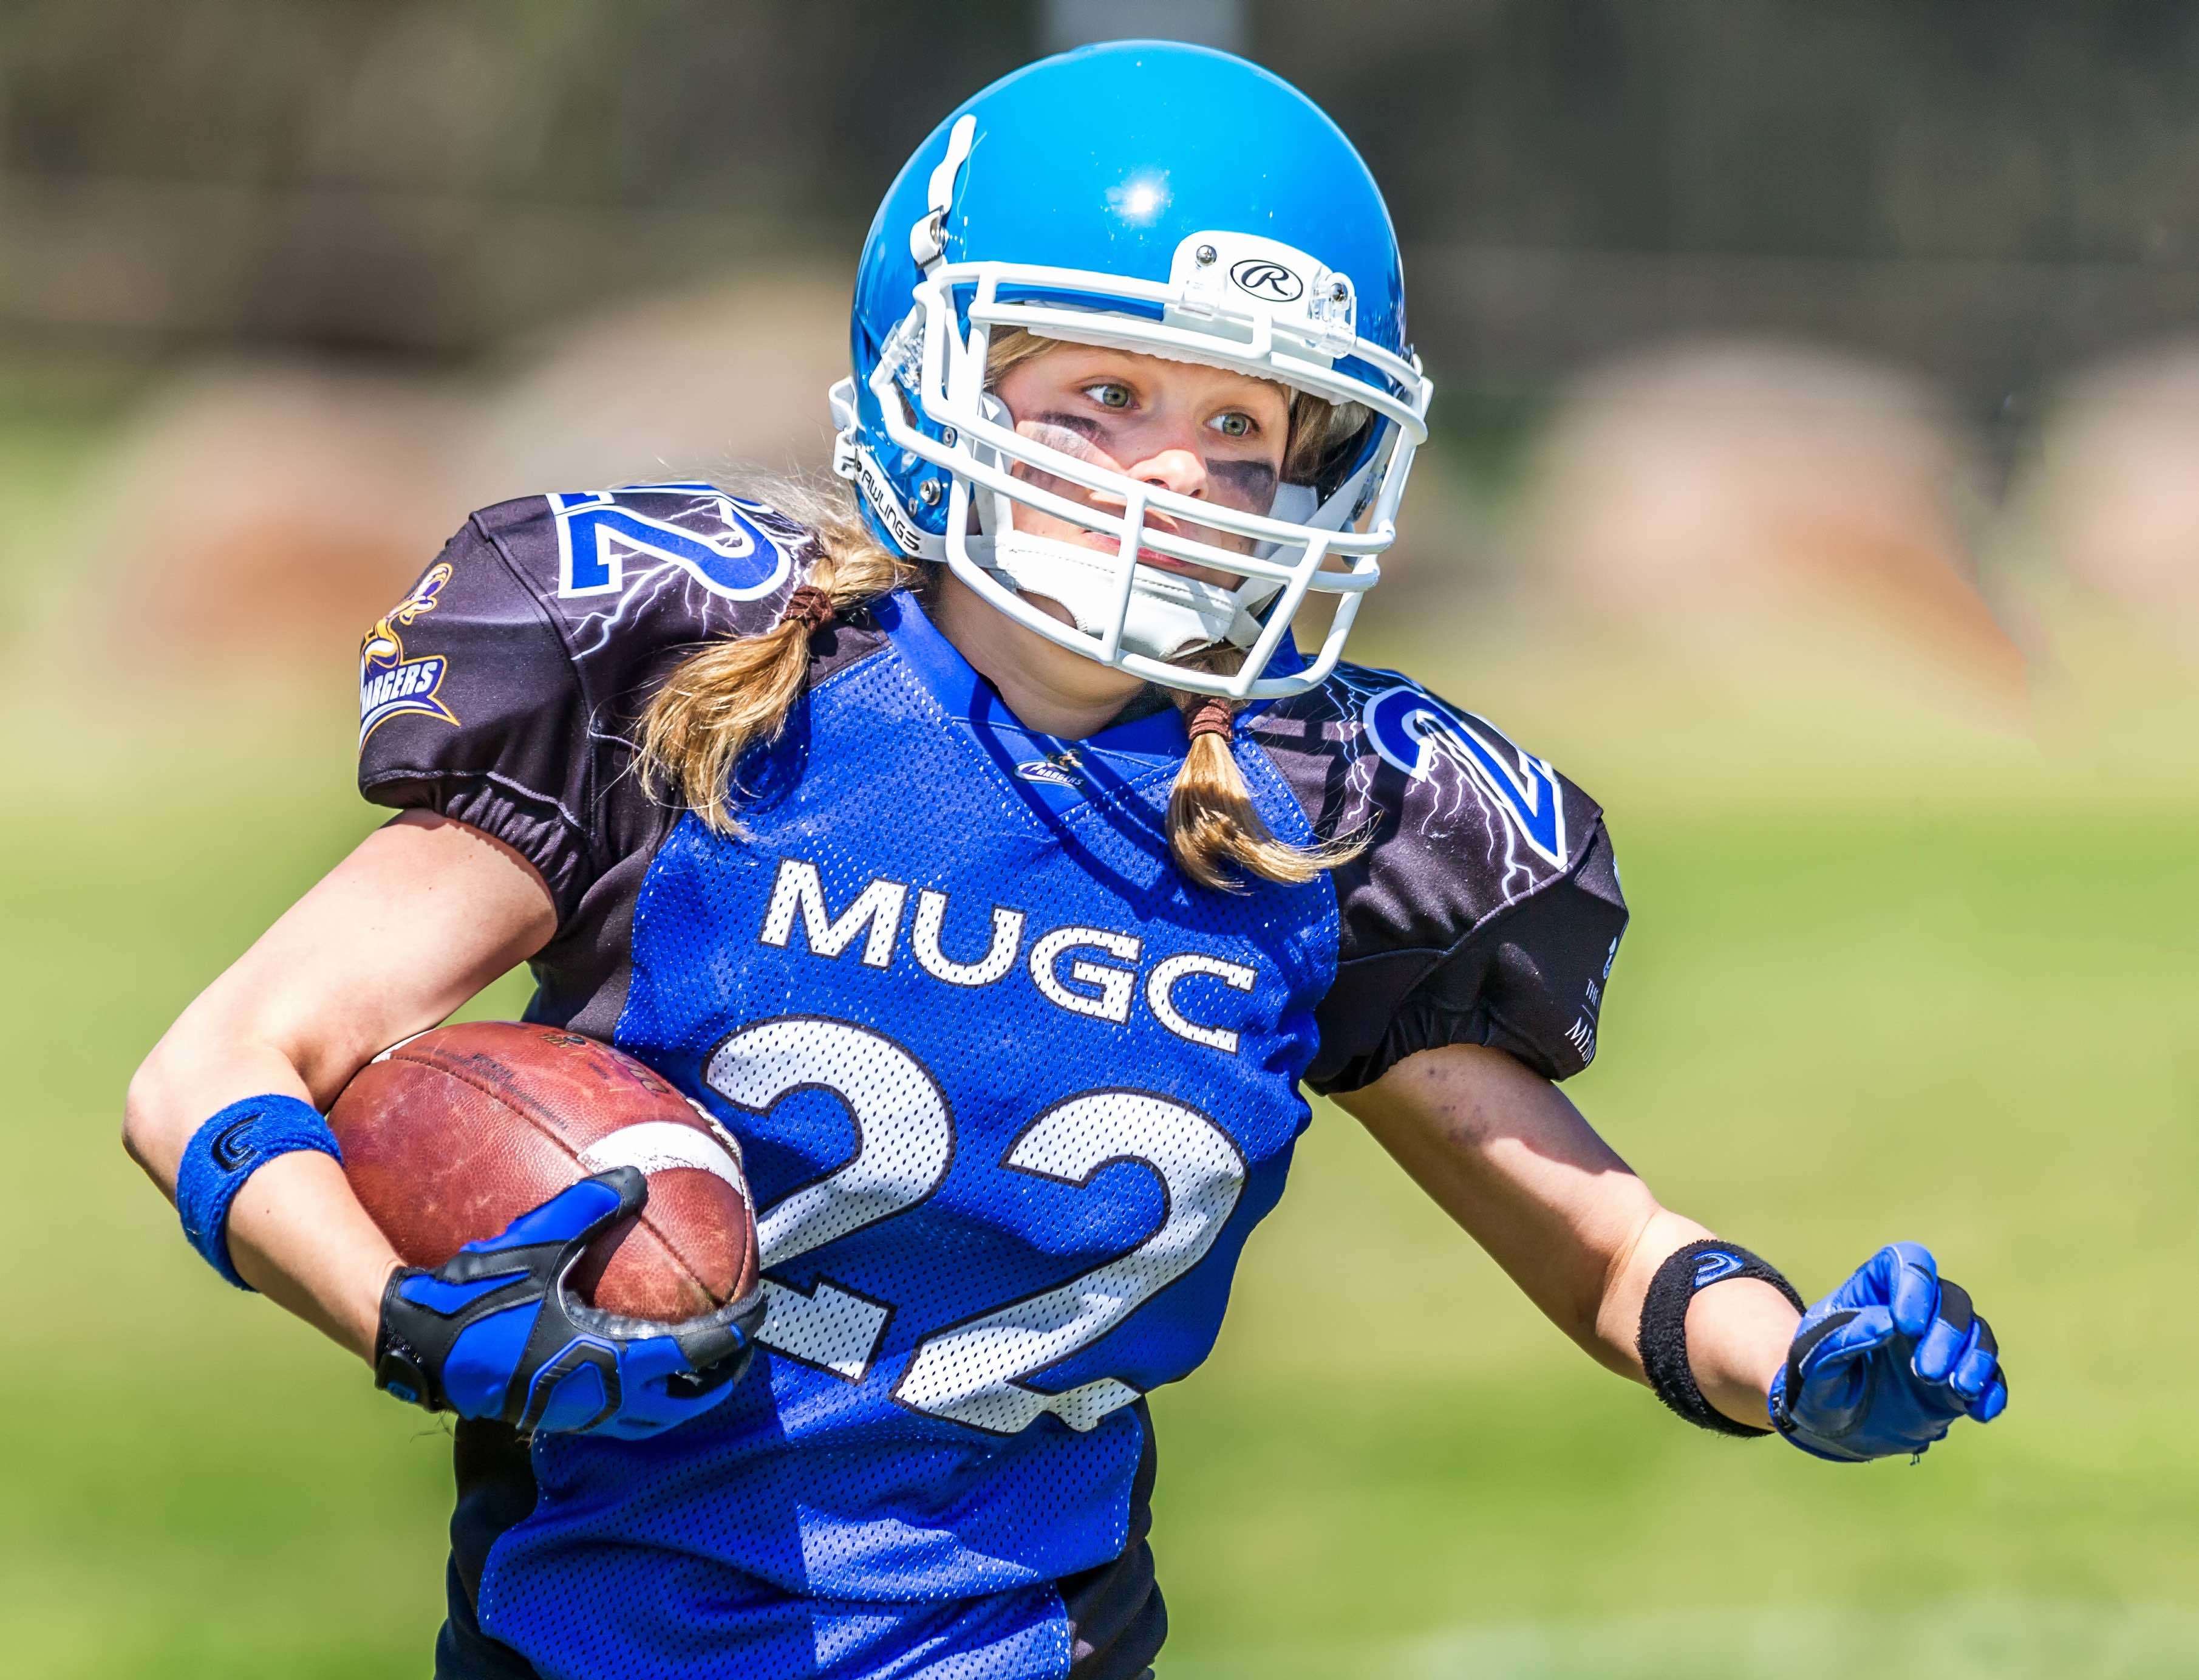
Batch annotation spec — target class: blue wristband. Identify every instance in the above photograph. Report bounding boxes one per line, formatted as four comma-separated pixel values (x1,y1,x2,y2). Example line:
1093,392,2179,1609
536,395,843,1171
176,1094,344,1289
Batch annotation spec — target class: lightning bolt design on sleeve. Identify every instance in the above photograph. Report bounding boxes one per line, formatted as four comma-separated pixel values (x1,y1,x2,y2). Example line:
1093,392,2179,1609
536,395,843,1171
551,486,812,666
1306,668,1568,904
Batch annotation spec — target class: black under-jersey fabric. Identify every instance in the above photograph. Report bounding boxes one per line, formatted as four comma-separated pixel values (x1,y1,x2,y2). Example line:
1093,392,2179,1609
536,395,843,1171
437,1422,547,1680
434,1410,1167,1680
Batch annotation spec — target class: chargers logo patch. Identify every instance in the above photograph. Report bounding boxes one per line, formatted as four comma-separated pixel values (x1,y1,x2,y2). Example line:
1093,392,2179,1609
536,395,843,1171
359,563,457,746
1361,684,1569,869
550,482,796,600
1015,750,1083,788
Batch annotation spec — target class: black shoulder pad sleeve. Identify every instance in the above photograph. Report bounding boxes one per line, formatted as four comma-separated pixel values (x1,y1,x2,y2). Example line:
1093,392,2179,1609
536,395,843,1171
356,487,817,924
356,517,598,916
1323,821,1628,1089
1244,668,1629,1094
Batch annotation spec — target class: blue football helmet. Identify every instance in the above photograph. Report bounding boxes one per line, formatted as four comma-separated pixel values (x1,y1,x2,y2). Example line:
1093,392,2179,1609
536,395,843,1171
829,41,1433,700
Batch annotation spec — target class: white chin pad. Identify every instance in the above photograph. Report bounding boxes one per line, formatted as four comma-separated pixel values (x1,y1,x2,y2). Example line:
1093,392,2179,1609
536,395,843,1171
965,533,1282,663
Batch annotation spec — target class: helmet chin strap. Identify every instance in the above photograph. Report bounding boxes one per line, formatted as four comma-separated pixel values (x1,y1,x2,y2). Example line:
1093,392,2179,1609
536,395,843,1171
962,532,1281,664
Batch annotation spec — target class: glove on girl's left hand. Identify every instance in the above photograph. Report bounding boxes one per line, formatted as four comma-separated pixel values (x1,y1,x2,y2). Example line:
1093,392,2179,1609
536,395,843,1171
1770,1241,2008,1463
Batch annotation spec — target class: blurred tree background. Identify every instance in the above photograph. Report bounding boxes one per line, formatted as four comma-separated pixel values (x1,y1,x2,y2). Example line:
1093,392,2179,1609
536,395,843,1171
7,1,2198,404
2,4,2195,1678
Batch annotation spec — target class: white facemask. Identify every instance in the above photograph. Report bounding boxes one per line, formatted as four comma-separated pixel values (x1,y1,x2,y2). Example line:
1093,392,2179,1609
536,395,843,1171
961,530,1283,663
834,228,1433,700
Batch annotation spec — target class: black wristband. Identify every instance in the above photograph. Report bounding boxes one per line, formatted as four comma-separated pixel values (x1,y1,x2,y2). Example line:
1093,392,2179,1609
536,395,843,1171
1637,1240,1806,1438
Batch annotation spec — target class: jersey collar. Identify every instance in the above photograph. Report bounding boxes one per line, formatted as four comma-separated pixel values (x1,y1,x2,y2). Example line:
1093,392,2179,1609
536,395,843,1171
872,587,1301,762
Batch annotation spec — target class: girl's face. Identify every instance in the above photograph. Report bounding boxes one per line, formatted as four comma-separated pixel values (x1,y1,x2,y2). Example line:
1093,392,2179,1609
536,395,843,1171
989,344,1292,588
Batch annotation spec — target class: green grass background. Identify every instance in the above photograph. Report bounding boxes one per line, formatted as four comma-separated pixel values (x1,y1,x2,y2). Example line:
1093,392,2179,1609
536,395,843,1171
2,418,2194,1676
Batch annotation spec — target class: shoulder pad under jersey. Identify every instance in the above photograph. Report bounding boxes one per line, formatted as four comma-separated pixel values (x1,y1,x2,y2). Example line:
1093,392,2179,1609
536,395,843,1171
1245,665,1629,1091
356,485,817,920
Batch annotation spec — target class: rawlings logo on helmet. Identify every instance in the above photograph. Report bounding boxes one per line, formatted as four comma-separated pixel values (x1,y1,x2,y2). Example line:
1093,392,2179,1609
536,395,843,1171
1228,259,1304,302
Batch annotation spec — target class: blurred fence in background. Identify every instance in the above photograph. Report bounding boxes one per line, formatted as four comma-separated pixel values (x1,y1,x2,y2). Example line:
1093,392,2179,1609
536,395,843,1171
5,0,2198,722
9,0,2199,395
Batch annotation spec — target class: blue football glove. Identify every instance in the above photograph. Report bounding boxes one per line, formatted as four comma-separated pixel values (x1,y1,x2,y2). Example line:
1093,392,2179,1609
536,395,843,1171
373,1167,765,1439
1769,1241,2008,1462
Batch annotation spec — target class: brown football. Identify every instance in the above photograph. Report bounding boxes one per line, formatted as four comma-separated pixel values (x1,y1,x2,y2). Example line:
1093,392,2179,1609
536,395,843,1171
329,1021,760,1323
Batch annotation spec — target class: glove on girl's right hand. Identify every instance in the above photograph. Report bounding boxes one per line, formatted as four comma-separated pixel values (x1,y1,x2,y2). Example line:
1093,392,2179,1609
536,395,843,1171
375,1167,763,1439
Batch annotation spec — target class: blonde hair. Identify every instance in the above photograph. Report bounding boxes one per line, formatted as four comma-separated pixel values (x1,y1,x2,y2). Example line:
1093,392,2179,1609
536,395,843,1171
635,477,918,833
1159,642,1366,890
634,333,1366,889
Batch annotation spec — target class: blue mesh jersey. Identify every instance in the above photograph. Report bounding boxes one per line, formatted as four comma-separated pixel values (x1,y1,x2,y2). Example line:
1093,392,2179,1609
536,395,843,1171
358,487,1628,1680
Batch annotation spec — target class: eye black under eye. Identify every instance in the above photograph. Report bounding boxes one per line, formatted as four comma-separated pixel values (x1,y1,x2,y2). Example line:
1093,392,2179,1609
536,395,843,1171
1210,458,1278,503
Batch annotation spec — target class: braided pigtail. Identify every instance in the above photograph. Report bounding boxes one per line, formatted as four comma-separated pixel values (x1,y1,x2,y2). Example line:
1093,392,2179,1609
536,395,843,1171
635,479,916,834
1165,689,1364,892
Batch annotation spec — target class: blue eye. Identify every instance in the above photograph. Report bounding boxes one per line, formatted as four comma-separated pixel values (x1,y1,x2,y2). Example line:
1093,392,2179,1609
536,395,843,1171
1213,412,1253,439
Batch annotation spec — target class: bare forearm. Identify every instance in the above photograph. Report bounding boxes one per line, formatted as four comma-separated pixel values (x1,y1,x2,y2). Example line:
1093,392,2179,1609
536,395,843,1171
1598,1207,1801,1429
1340,1045,1800,1432
1683,1271,1801,1428
124,1033,397,1365
226,1152,398,1362
121,813,557,1370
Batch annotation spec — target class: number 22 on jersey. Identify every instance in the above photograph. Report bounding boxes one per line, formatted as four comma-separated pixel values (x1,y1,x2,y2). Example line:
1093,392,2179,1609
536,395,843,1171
704,1016,1244,1435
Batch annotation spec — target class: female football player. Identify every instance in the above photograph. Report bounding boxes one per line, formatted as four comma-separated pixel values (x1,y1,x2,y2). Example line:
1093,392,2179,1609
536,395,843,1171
124,42,2006,1680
